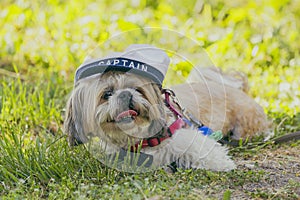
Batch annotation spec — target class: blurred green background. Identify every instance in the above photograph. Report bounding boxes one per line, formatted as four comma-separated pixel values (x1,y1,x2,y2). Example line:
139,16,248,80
1,0,299,113
1,1,300,199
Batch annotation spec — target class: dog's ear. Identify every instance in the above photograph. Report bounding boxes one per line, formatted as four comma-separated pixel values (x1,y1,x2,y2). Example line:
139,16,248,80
64,92,88,146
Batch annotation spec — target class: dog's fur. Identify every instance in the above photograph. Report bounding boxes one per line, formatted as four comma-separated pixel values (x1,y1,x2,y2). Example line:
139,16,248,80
64,68,271,171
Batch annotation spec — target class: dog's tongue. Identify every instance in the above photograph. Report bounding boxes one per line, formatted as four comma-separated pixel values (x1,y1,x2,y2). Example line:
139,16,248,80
116,110,138,122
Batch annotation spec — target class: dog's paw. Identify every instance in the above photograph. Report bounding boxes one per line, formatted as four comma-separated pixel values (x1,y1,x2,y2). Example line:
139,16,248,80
192,145,236,171
170,129,236,171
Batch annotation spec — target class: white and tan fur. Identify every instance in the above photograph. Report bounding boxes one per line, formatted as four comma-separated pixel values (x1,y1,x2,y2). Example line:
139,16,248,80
173,68,271,140
64,68,271,171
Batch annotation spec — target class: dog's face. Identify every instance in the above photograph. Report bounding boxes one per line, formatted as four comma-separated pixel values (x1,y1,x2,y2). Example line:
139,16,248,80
65,71,167,147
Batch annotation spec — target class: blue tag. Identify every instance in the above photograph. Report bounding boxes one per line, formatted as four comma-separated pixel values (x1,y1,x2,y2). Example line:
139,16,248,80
198,126,213,135
183,118,221,140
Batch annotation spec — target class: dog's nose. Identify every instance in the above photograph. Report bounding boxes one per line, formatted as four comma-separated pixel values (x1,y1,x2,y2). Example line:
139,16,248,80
118,91,132,102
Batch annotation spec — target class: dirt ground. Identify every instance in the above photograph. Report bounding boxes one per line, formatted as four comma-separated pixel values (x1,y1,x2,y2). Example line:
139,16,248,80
232,144,300,199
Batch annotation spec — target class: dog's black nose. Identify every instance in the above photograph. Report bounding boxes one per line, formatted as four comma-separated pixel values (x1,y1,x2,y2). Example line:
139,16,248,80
118,91,134,110
118,91,132,102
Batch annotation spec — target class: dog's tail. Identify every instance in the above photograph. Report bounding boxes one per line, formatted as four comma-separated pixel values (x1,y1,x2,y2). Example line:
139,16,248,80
187,67,249,93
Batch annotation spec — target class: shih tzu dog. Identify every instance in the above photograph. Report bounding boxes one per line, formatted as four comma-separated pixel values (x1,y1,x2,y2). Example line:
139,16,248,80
64,44,271,172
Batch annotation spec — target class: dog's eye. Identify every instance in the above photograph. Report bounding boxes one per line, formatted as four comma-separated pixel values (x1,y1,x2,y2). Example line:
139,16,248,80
102,90,113,100
134,88,143,94
134,87,146,97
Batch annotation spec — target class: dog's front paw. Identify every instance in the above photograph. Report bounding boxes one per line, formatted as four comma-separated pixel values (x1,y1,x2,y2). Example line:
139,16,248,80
170,129,236,171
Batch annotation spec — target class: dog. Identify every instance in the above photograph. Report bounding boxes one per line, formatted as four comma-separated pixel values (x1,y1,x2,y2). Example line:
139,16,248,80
64,44,271,172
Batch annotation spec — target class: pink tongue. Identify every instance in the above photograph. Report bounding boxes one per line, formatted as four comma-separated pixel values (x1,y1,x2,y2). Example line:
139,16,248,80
116,110,138,121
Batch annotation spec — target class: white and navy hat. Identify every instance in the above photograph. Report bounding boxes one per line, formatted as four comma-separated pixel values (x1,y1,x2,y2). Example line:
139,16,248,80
75,44,170,86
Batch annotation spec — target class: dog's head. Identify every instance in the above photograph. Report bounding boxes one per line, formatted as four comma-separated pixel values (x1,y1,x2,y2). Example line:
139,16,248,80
64,71,167,147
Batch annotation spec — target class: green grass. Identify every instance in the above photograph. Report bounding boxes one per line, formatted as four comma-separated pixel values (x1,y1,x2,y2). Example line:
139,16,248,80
1,0,300,199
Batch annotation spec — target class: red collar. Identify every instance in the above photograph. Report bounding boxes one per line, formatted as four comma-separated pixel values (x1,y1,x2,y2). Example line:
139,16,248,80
131,89,187,152
131,118,187,152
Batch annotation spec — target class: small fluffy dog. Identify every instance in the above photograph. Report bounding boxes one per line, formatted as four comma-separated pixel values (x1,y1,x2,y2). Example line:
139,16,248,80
64,44,271,172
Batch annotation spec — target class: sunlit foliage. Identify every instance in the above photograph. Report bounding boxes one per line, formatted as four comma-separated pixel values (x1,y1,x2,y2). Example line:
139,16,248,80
0,1,300,199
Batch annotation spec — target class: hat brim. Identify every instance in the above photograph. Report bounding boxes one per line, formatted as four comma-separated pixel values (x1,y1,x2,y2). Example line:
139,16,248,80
75,57,165,85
